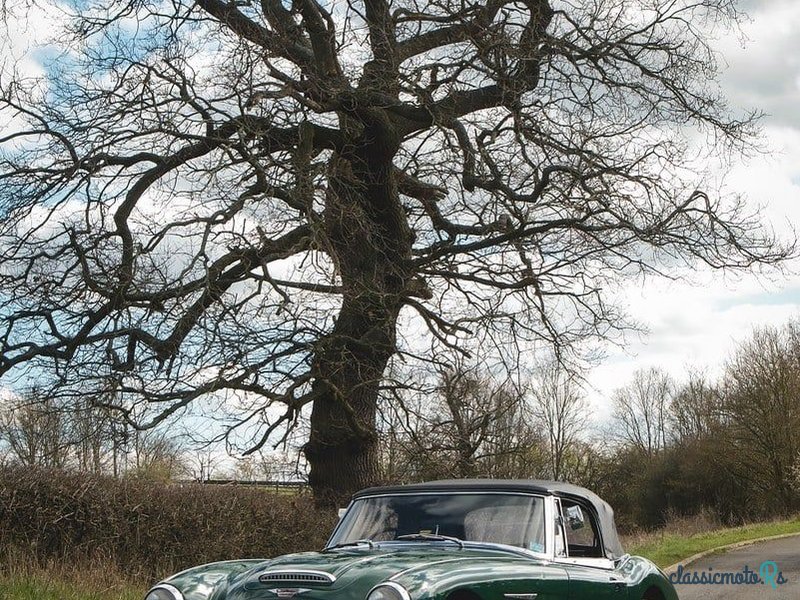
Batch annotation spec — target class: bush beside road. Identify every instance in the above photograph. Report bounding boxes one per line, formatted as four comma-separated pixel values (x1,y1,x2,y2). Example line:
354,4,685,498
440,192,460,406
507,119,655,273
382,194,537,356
0,466,336,600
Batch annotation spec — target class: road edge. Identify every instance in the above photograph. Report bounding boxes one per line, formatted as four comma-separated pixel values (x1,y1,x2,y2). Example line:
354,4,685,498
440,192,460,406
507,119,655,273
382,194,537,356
663,531,800,575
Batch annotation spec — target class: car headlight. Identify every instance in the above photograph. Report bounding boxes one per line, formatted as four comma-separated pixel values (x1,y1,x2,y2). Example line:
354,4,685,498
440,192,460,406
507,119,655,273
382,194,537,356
367,582,411,600
144,584,184,600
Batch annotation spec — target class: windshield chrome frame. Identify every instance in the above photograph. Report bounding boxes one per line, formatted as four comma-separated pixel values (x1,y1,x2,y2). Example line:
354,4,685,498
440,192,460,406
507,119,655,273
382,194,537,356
325,491,554,560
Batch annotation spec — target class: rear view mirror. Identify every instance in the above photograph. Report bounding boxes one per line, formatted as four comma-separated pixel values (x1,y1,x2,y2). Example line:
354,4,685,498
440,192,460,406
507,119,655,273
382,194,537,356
565,505,586,531
338,508,348,519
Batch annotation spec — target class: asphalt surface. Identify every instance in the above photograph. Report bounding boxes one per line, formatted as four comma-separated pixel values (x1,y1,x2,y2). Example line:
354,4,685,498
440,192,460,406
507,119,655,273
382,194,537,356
671,535,800,600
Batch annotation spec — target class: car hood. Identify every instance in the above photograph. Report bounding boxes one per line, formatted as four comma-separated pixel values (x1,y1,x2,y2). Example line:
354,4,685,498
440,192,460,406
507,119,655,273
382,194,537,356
223,544,555,599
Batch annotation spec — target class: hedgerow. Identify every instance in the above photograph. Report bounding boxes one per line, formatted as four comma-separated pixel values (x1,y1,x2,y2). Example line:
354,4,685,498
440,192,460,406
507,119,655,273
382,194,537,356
0,466,336,580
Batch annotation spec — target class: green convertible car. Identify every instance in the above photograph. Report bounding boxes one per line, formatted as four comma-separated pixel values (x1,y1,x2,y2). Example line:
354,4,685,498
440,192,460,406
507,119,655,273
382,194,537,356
144,480,678,600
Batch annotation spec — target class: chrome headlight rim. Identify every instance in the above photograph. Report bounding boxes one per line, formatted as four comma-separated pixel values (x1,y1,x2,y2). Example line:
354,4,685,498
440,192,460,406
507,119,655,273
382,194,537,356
144,583,185,600
367,581,412,600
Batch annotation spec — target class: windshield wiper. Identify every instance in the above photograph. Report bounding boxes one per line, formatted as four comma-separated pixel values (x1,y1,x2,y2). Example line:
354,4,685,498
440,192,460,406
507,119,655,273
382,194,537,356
324,539,375,551
396,533,464,549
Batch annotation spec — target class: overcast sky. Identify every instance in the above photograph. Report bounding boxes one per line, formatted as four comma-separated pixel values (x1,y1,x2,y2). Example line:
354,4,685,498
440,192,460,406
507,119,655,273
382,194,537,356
2,0,799,422
586,0,800,416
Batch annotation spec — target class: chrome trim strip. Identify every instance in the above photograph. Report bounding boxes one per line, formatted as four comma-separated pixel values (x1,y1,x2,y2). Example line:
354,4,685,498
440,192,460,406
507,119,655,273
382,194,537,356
552,557,615,571
368,581,412,600
544,494,555,561
147,584,185,600
259,569,336,584
504,594,538,600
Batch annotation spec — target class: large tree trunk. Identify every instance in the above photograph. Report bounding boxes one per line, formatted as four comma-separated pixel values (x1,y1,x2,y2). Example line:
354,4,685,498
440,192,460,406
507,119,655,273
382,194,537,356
304,298,396,508
304,116,411,507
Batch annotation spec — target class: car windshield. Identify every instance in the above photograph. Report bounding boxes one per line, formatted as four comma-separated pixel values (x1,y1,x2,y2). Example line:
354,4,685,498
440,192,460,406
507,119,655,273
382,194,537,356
329,493,546,553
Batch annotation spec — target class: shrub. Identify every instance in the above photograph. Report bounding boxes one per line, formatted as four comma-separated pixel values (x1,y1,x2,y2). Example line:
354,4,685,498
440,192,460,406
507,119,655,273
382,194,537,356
0,466,336,581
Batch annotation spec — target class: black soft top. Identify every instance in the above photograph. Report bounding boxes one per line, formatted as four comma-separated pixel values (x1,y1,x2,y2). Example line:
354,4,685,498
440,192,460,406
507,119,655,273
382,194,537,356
353,479,625,560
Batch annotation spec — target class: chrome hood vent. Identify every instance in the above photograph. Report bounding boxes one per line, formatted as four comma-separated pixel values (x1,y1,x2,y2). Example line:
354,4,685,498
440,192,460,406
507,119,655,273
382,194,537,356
258,570,336,585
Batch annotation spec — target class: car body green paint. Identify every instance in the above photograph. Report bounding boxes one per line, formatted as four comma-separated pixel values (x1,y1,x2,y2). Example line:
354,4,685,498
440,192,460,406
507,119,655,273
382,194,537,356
147,481,678,600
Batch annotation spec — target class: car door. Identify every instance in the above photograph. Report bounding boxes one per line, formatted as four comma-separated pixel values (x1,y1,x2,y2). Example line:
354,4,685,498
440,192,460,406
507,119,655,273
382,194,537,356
554,498,628,600
563,564,628,600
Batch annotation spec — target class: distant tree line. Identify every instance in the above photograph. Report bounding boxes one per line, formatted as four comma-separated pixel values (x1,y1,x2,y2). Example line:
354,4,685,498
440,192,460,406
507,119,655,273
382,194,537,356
602,322,800,529
0,391,305,483
378,357,590,484
0,391,185,479
378,320,800,530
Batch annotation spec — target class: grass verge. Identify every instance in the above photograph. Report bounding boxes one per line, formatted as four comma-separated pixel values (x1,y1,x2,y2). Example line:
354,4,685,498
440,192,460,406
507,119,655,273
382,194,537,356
628,516,800,568
0,575,144,600
0,554,146,600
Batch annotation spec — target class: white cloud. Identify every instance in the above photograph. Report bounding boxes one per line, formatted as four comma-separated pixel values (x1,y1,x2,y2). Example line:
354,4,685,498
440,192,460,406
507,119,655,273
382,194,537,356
587,275,800,416
584,0,800,415
718,0,800,129
0,1,63,78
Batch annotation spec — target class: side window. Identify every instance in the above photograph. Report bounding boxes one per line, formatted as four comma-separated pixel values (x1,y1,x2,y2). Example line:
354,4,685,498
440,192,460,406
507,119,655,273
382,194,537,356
559,500,604,558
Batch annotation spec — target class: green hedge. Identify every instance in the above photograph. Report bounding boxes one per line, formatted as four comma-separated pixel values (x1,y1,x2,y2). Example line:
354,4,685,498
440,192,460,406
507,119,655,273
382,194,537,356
0,466,336,580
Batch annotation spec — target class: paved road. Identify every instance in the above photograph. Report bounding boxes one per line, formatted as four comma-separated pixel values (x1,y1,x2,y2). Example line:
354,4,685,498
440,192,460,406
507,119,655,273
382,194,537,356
671,535,800,600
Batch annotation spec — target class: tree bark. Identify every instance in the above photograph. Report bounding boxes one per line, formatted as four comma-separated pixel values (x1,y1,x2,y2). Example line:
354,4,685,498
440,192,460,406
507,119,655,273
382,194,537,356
304,115,411,507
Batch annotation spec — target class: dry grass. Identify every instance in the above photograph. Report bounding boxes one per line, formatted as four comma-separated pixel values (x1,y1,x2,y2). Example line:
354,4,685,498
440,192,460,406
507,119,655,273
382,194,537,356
621,509,722,550
0,551,145,600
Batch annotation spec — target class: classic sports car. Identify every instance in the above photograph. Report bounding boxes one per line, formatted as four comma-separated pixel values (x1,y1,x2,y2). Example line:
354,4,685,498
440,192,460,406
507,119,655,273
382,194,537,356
144,480,678,600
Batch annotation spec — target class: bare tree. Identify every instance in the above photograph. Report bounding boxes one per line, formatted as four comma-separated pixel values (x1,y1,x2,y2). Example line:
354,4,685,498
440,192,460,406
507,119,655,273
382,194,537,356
381,360,543,480
793,452,800,493
0,390,70,468
0,387,188,477
186,447,223,482
671,368,721,442
0,0,790,504
529,361,587,480
68,396,120,473
721,324,800,511
611,367,674,458
126,428,186,480
232,449,293,481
